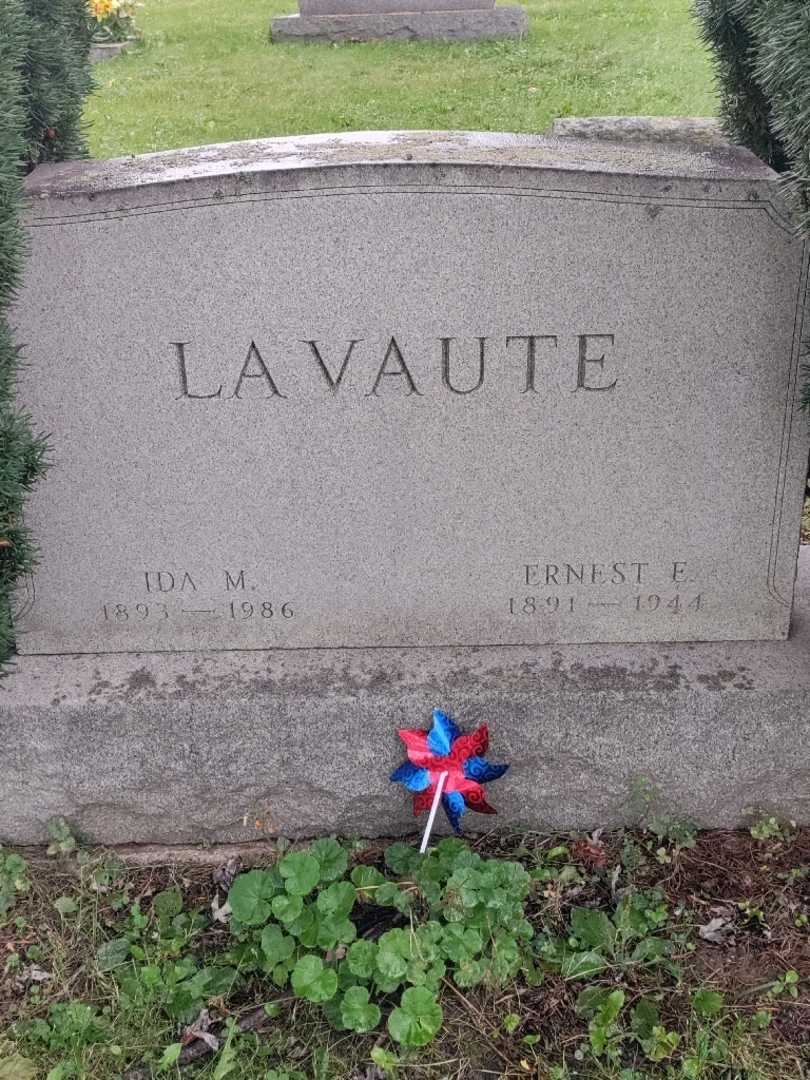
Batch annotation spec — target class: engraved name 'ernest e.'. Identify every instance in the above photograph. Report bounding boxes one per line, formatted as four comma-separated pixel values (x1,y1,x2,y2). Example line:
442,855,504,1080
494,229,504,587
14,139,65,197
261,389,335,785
172,333,619,399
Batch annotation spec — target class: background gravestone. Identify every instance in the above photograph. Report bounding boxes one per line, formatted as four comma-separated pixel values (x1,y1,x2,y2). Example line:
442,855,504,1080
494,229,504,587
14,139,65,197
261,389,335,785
271,0,528,42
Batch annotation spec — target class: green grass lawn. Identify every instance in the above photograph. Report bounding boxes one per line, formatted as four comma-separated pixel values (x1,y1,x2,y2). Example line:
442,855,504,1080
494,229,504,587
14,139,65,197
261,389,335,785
84,0,717,158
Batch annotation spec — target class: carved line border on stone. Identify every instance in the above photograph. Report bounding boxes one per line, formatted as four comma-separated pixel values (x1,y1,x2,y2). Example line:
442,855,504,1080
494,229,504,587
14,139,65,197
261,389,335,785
28,183,797,236
24,181,807,618
767,243,809,606
13,572,35,623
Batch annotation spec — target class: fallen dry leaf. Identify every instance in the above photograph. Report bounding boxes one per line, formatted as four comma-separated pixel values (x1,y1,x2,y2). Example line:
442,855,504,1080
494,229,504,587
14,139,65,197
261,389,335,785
699,916,734,944
211,894,232,924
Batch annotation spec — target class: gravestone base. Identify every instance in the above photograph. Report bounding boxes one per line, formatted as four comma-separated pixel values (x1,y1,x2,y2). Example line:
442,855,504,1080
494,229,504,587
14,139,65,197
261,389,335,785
2,551,808,847
89,39,135,62
270,8,528,41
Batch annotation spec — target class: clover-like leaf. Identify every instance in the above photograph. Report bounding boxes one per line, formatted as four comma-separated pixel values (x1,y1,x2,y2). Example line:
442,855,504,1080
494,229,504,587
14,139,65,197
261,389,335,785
491,934,521,983
261,924,296,966
291,955,338,1003
310,838,348,882
288,904,318,945
317,882,357,921
280,853,321,897
228,870,279,925
272,892,304,924
453,954,487,988
347,939,377,979
374,970,403,994
440,924,483,962
406,956,445,990
317,915,356,951
377,928,411,980
340,985,382,1033
272,960,294,988
387,986,443,1047
371,1048,400,1073
350,865,387,899
384,842,419,876
375,882,412,912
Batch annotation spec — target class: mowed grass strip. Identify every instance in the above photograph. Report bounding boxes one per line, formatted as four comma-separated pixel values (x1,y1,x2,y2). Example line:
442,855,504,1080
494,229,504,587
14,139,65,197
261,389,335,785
84,0,717,158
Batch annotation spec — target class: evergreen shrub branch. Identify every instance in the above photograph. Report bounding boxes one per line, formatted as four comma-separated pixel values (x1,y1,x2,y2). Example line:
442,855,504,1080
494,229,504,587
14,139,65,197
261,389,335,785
694,0,810,411
0,0,92,665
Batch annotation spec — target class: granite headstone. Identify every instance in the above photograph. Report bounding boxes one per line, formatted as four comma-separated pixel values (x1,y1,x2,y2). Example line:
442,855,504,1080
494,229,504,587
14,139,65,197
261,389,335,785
3,127,810,845
11,131,809,656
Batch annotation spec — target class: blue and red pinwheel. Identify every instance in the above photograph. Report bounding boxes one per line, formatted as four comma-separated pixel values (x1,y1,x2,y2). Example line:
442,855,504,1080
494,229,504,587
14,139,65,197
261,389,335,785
390,709,509,833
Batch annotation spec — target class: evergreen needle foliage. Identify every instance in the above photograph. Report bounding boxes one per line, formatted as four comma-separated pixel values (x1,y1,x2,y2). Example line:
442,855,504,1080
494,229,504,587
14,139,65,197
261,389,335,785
0,0,93,664
22,0,94,165
694,0,810,410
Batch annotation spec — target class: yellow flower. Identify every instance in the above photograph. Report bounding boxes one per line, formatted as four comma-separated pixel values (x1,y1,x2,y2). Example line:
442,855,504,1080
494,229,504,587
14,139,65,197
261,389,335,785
89,0,115,19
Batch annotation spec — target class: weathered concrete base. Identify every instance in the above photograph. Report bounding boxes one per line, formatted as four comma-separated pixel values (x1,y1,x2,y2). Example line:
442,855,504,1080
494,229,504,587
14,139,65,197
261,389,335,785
270,8,528,41
2,548,809,847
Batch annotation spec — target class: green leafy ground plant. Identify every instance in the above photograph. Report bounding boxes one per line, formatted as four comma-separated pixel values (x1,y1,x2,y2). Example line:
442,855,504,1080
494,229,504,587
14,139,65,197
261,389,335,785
223,837,534,1047
5,827,810,1078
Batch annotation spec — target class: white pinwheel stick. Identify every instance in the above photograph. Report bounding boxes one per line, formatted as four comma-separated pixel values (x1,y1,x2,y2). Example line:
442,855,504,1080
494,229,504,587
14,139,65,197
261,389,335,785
419,771,449,855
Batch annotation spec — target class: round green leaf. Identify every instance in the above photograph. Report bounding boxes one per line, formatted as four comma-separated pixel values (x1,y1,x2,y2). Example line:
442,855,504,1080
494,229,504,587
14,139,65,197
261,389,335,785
261,924,295,966
272,892,304,924
350,865,387,899
288,904,318,944
491,935,521,983
440,924,483,962
317,881,357,920
387,986,443,1047
384,842,419,876
228,870,279,925
272,961,292,988
317,915,357,951
310,838,348,881
374,971,403,994
347,939,377,979
291,954,339,1003
377,946,408,981
406,956,445,989
453,955,487,988
280,853,321,897
340,985,382,1033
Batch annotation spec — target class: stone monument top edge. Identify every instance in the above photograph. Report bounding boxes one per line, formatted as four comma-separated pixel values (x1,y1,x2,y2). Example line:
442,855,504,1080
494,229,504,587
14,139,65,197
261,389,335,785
24,128,777,202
